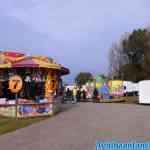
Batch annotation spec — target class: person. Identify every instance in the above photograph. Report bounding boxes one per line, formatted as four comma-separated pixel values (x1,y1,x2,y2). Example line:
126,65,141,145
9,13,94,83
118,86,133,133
65,88,69,95
76,88,81,102
81,89,86,101
65,88,73,101
93,88,99,102
61,88,65,103
63,88,68,102
73,87,77,103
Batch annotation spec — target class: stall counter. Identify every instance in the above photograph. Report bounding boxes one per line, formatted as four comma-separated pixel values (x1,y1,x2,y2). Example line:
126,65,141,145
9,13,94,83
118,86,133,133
0,99,59,118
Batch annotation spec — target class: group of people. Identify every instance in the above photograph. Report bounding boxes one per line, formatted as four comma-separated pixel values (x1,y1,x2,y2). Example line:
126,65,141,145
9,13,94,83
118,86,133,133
63,87,99,103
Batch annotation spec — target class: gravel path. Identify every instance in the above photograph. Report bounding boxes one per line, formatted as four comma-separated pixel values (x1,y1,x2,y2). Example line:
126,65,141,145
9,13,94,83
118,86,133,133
0,102,150,150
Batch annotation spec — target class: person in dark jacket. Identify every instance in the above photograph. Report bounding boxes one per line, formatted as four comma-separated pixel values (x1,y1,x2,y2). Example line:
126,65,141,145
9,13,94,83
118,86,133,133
82,89,86,101
93,88,99,102
65,88,73,101
76,89,81,102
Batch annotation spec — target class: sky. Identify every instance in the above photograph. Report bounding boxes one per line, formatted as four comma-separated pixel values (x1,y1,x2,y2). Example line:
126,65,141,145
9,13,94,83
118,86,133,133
0,0,150,83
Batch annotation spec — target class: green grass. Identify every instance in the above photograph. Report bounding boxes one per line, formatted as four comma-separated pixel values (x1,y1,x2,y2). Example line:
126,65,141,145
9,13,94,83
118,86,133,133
0,116,49,135
123,96,138,104
98,99,125,103
96,96,138,104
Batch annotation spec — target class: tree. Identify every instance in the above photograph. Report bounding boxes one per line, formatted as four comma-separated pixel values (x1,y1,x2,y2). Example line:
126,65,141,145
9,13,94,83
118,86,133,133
122,29,148,65
98,74,108,80
75,72,93,86
108,42,127,79
108,28,150,82
121,29,150,81
142,30,150,76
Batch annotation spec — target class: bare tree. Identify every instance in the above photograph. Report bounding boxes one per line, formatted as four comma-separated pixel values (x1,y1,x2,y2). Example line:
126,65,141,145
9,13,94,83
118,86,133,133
108,41,128,79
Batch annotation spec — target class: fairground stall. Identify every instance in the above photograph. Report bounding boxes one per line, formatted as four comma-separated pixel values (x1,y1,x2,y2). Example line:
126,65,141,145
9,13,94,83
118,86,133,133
96,78,125,102
0,51,69,118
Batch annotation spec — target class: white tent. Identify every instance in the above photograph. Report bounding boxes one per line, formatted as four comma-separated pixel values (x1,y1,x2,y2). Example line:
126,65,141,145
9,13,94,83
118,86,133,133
123,81,139,93
139,80,150,104
132,83,139,92
123,81,133,93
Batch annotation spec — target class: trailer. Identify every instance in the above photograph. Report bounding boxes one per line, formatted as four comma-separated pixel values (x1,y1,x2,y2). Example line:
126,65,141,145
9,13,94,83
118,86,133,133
139,80,150,104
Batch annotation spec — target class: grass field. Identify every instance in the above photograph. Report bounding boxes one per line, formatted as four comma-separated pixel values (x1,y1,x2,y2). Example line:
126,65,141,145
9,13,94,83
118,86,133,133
0,116,49,135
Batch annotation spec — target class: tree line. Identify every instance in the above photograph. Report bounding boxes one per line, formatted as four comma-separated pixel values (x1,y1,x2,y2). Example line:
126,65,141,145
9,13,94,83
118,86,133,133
108,28,150,82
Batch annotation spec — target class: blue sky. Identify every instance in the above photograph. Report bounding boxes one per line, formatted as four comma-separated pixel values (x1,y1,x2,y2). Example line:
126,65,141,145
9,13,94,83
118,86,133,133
0,0,150,83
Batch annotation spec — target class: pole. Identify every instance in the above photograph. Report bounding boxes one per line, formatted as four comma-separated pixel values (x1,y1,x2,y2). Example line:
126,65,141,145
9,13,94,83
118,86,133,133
15,93,18,118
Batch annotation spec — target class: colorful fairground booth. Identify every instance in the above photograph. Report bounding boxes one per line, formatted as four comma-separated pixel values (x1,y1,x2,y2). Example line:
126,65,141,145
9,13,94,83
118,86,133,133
0,51,69,118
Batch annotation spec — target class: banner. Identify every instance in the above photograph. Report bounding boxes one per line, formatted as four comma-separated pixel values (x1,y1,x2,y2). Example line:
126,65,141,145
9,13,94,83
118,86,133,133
108,80,124,96
17,103,53,118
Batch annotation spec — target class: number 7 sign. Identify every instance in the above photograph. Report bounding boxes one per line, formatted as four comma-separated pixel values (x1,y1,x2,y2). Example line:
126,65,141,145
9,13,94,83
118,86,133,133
9,75,23,93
